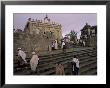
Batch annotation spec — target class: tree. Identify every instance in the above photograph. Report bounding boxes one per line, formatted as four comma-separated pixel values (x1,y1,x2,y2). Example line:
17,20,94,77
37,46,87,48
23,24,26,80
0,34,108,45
67,30,77,42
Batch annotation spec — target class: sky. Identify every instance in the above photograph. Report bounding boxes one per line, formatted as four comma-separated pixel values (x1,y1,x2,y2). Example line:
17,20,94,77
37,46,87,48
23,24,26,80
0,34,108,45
13,13,97,39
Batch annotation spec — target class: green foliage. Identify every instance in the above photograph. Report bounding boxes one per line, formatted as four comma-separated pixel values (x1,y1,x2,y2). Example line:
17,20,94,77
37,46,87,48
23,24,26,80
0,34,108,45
67,30,77,41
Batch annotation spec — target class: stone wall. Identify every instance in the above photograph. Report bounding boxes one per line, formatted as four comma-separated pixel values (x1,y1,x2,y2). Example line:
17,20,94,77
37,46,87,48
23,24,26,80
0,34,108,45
14,16,62,58
14,31,54,58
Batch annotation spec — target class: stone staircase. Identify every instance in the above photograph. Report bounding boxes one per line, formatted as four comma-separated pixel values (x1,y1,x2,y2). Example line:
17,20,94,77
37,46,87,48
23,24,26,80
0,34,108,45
14,47,97,75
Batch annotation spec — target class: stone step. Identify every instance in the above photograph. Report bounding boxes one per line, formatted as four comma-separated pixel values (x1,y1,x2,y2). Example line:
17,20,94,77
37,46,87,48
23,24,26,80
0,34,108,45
79,62,97,74
86,69,97,75
14,55,96,74
79,57,96,64
14,53,96,71
39,57,96,72
14,59,97,75
79,65,97,75
40,69,55,75
36,58,97,75
37,49,96,60
80,59,96,69
27,48,96,60
39,61,96,75
64,58,96,75
62,59,96,75
14,50,96,68
15,62,97,75
14,48,97,75
38,48,94,58
38,56,96,69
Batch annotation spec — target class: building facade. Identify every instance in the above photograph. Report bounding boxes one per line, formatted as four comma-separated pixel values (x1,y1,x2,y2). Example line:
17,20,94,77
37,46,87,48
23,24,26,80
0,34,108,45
14,15,62,57
24,15,62,42
80,23,97,47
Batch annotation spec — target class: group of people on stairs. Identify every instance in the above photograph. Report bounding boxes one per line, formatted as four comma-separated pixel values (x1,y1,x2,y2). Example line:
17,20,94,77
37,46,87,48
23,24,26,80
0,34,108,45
17,48,79,75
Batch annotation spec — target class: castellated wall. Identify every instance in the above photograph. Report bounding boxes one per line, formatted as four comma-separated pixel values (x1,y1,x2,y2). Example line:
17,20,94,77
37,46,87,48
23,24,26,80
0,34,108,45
14,17,62,58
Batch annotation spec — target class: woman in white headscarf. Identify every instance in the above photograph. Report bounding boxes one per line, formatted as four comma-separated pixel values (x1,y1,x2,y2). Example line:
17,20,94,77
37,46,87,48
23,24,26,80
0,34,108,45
30,52,39,74
17,48,27,64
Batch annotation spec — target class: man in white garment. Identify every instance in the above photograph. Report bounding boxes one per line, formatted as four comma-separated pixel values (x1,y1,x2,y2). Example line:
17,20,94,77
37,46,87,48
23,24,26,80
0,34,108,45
30,52,39,74
72,55,79,75
18,48,27,64
62,41,66,52
61,41,65,49
83,41,85,47
54,40,58,50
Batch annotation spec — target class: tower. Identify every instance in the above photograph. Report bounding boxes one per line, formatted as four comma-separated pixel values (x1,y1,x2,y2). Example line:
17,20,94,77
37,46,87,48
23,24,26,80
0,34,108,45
44,14,50,23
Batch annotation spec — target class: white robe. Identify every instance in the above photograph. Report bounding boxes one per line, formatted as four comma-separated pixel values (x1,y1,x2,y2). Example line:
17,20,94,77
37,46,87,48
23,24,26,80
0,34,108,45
18,50,27,63
30,55,39,71
83,41,85,46
61,42,65,49
54,40,58,49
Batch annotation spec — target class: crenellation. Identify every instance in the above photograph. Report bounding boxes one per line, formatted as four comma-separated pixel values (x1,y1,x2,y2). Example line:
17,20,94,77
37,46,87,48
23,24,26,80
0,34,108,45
14,15,62,56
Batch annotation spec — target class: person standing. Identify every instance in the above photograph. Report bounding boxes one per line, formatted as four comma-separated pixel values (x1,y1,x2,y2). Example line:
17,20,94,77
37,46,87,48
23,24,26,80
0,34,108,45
51,41,55,50
30,52,39,74
56,63,65,75
17,48,27,64
80,39,83,46
83,41,85,47
54,40,58,50
62,41,66,52
72,55,79,75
